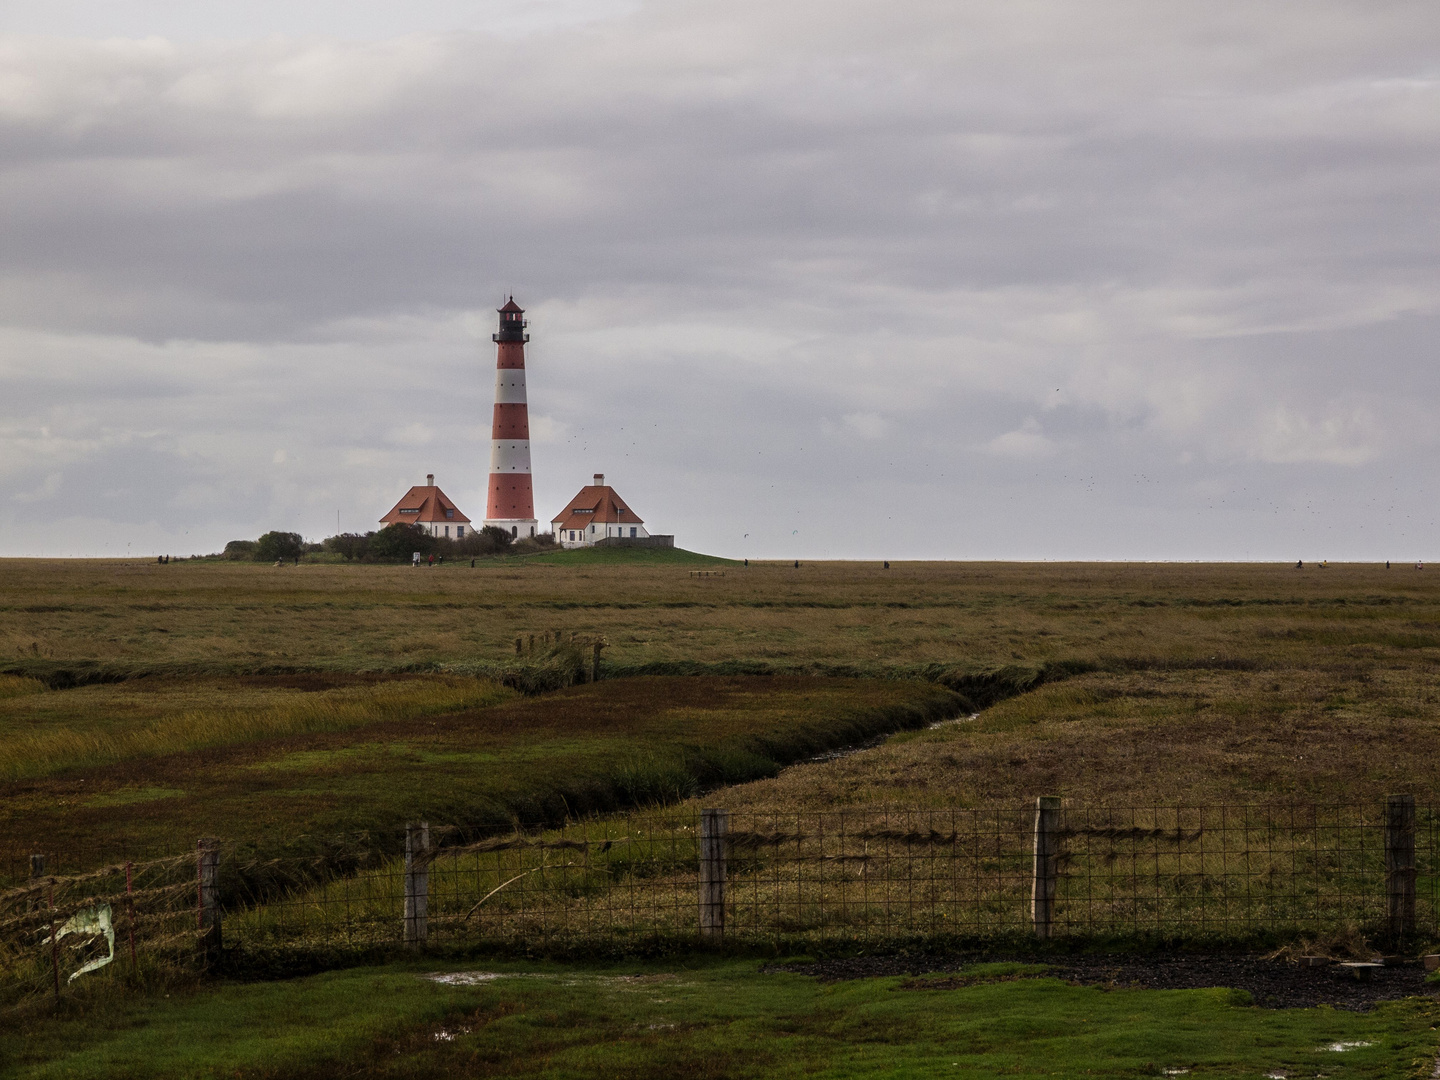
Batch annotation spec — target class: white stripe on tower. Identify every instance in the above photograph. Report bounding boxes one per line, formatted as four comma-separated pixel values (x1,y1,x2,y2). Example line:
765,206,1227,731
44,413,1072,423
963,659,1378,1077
484,297,538,535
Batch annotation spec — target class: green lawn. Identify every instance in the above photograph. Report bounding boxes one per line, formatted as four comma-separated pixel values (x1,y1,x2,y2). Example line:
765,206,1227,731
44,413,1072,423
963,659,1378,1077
4,959,1434,1079
522,545,737,566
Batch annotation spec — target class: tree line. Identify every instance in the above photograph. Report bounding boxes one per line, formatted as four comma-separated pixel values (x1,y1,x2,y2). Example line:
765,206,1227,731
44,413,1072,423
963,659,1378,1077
222,523,558,563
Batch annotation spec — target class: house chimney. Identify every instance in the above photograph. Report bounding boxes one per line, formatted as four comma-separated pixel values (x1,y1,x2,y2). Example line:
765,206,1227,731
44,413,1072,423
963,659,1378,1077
594,474,604,486
426,474,434,487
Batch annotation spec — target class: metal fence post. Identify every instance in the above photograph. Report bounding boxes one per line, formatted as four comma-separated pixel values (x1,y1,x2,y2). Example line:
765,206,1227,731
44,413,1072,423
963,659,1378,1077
196,838,221,965
699,808,728,941
1031,796,1062,939
404,822,430,945
1385,794,1416,940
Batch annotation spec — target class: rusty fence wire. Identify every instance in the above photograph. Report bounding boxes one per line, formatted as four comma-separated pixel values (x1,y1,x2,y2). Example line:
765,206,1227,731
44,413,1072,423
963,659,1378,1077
4,799,1437,996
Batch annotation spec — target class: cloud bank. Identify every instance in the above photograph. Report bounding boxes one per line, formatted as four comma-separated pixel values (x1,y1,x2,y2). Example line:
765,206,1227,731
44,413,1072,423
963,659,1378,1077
1,0,1438,558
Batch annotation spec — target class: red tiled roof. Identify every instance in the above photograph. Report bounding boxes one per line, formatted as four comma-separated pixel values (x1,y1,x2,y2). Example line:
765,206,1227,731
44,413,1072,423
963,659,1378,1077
551,485,644,530
380,485,472,525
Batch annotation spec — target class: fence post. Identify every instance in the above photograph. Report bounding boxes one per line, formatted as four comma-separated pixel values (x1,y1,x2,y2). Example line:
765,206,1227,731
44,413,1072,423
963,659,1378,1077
28,855,43,913
699,808,728,941
592,642,603,683
1031,796,1062,940
1385,794,1416,940
404,822,430,945
196,838,221,966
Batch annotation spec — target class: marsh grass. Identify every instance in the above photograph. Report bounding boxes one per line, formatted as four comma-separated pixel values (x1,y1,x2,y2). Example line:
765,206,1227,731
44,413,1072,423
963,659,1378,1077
0,674,44,700
0,676,513,781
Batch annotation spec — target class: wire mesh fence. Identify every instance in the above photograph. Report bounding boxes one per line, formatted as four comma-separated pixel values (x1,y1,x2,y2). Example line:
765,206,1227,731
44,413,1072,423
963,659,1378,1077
4,798,1437,997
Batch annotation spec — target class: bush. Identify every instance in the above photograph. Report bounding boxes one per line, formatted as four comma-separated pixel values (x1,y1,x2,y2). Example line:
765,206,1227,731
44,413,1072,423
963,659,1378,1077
222,540,257,561
323,533,372,561
254,531,305,563
368,523,435,562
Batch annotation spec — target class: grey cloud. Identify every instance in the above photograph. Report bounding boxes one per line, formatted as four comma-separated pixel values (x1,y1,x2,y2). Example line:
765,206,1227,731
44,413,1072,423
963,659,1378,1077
1,1,1439,557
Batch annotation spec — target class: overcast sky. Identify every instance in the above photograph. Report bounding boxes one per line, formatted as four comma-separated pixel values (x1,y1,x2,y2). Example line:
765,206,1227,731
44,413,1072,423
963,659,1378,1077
1,1,1437,560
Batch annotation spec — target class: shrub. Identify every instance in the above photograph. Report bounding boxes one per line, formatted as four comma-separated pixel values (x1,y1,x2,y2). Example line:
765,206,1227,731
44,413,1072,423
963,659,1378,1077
368,523,435,562
254,531,305,563
323,533,372,561
222,540,257,561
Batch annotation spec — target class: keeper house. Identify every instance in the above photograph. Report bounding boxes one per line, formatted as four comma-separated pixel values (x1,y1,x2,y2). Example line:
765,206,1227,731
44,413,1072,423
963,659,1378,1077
379,474,472,539
552,474,650,549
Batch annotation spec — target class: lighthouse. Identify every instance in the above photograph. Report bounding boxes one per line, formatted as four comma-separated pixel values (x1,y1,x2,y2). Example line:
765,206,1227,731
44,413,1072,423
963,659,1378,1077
484,298,539,539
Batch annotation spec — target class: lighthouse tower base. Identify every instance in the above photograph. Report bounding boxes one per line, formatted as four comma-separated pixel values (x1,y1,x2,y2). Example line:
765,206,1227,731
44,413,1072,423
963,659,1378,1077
484,518,539,540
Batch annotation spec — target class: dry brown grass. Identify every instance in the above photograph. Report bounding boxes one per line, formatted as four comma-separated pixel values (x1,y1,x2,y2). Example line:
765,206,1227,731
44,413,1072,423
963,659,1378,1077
693,663,1440,811
4,557,1437,678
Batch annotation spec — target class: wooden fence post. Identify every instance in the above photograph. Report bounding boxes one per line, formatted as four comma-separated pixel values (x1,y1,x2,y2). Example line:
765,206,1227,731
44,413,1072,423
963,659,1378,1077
699,809,728,941
28,855,43,913
196,838,221,965
591,642,603,683
1385,794,1416,940
1031,796,1062,940
404,822,430,945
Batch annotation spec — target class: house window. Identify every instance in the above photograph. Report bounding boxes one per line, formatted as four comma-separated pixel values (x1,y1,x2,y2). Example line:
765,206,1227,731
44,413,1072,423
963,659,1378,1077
630,527,637,537
456,526,464,538
444,525,450,537
446,509,454,519
590,524,595,533
511,526,518,537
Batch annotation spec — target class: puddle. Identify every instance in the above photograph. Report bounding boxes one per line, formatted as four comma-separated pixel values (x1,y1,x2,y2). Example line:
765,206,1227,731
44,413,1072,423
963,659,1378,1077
1322,1041,1372,1052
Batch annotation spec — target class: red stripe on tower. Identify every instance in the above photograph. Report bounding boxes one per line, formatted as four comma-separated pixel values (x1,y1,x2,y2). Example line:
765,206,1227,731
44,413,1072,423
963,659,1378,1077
484,298,539,538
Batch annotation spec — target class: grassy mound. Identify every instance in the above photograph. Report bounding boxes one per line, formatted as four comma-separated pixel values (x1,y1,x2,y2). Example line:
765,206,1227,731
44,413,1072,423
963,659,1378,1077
521,545,736,566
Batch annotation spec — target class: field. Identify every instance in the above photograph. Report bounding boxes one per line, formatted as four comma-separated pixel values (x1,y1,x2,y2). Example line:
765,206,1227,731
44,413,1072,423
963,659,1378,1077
5,555,1440,1077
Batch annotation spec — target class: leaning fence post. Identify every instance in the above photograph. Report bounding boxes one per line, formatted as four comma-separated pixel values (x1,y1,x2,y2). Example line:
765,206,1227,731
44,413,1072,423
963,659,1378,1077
1385,794,1416,940
196,838,221,966
1031,796,1062,940
404,822,430,945
699,808,728,941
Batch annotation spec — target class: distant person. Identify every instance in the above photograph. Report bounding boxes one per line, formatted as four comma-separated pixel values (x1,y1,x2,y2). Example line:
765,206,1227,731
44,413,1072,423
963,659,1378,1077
1419,560,1425,570
157,555,163,565
1295,560,1303,569
884,561,890,570
471,558,475,568
427,554,434,567
744,559,748,567
794,560,800,569
1387,560,1391,569
412,552,421,567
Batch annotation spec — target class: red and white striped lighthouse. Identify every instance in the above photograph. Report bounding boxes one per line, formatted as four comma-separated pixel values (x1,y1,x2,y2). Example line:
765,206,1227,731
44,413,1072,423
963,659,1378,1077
484,297,539,538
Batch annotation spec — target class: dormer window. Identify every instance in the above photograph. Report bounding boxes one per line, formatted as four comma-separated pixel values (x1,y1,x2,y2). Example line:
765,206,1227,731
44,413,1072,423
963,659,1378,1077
445,509,454,519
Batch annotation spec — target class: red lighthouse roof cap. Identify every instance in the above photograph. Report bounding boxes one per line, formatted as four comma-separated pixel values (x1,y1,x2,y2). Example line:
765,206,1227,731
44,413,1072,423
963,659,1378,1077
499,297,523,313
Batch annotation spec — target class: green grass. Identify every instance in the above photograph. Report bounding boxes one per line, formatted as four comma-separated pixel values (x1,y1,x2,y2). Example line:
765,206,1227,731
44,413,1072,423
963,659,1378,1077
4,958,1433,1079
522,546,738,566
